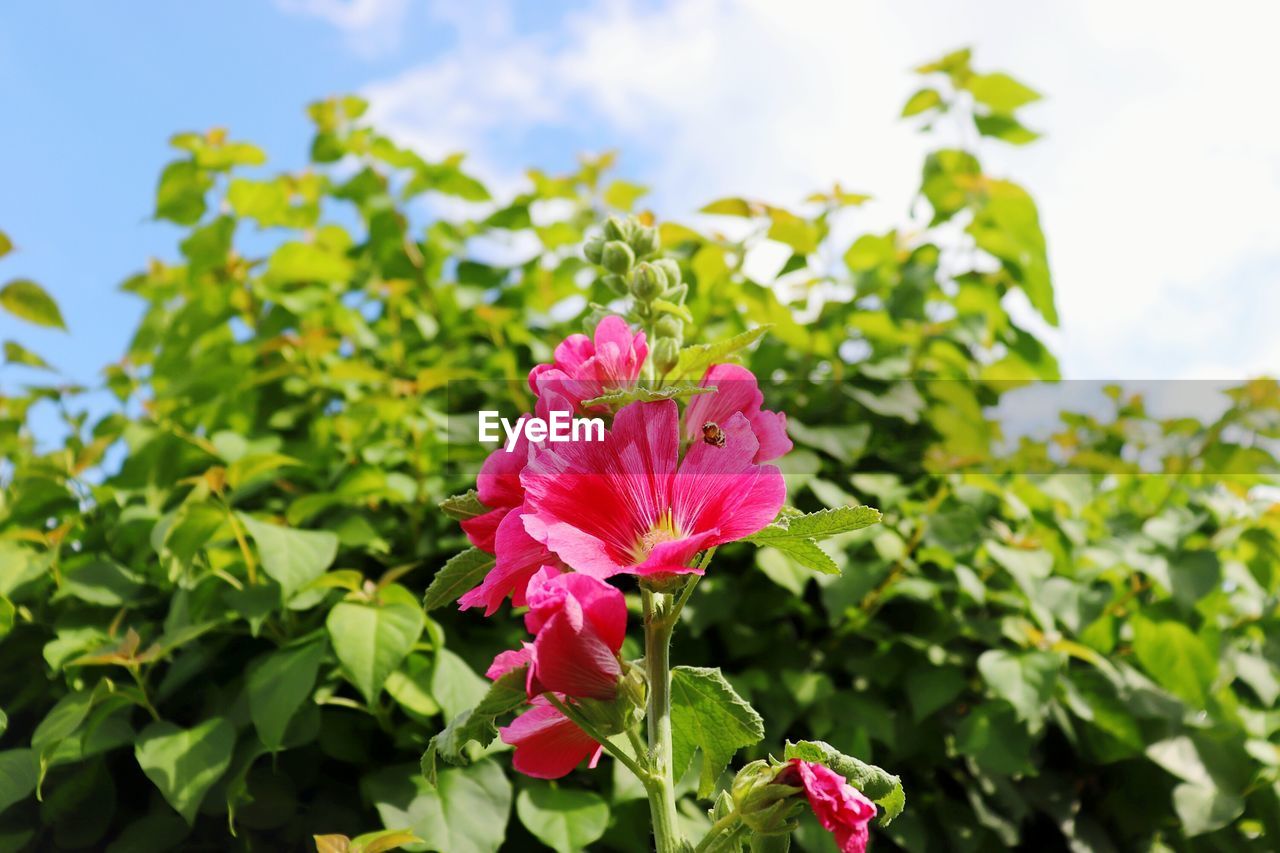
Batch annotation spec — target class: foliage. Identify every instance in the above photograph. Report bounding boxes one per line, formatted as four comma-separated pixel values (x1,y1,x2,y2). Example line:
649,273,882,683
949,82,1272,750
1,48,1278,851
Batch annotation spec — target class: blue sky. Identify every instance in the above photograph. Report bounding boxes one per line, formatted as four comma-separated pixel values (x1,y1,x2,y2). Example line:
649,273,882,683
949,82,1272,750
3,0,1278,424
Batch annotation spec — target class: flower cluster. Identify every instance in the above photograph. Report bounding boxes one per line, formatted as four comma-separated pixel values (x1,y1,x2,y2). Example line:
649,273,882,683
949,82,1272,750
442,305,888,851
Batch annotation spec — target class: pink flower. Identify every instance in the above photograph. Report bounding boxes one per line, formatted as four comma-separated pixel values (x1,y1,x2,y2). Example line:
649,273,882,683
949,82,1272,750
520,399,785,578
779,759,877,853
528,316,648,411
523,568,626,700
684,364,792,463
489,570,628,779
458,390,575,615
499,698,604,779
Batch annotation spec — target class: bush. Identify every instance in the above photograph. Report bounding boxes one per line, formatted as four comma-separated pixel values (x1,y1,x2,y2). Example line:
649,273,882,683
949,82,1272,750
1,48,1277,851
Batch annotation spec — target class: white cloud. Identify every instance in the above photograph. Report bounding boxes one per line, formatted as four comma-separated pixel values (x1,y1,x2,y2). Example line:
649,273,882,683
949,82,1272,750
275,0,411,53
347,0,1280,380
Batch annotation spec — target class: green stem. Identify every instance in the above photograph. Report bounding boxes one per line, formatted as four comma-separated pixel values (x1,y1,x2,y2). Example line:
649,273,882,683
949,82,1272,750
544,695,650,782
644,589,684,853
694,814,746,853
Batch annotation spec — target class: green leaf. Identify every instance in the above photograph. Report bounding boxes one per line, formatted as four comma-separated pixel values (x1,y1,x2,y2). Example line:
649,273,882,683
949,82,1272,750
516,784,610,853
1172,782,1243,837
670,326,771,381
0,279,66,330
58,559,145,607
386,654,442,719
579,382,715,409
430,648,489,723
901,88,943,117
1132,618,1217,706
603,180,648,212
976,650,1061,726
784,740,905,826
965,72,1041,113
422,665,527,785
670,666,765,797
248,637,326,751
3,340,52,370
363,761,512,853
438,490,488,521
0,596,12,641
327,600,424,704
154,159,211,225
266,241,354,284
756,541,838,584
955,704,1033,776
0,749,39,813
0,230,11,258
699,197,756,217
423,548,495,612
238,514,339,599
134,717,235,824
748,506,882,542
974,114,1041,145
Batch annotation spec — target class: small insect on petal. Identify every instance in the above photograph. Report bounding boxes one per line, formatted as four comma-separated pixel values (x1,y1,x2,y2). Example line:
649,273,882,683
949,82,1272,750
701,421,726,447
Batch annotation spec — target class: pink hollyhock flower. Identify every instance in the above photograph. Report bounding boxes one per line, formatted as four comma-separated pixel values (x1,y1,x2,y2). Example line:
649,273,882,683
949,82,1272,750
527,315,648,411
779,759,877,853
457,390,575,615
523,568,626,700
520,399,785,578
499,698,604,779
684,363,792,463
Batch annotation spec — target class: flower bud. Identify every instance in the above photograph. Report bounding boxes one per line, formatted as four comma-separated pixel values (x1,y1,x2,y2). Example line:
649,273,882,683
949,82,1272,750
601,241,635,275
664,283,689,304
602,274,629,296
630,262,667,301
631,225,660,257
603,215,630,243
731,760,802,835
653,258,682,287
583,235,605,264
653,338,680,376
655,315,684,340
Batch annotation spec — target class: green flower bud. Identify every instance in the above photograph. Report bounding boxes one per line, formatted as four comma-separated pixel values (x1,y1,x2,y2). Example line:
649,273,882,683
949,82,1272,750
602,273,629,296
655,315,684,340
583,235,605,264
576,663,647,735
654,337,680,375
749,834,792,853
603,215,630,243
630,262,667,301
653,258,682,287
663,283,689,304
601,241,635,275
631,225,660,257
731,760,803,835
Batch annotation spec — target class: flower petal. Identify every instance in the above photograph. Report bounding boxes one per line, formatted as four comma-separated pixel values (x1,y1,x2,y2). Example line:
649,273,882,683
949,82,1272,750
458,509,559,615
532,609,621,700
499,700,603,780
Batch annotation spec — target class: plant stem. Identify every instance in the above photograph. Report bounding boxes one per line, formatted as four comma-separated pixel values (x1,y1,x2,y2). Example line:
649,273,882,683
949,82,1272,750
643,589,684,853
693,813,745,853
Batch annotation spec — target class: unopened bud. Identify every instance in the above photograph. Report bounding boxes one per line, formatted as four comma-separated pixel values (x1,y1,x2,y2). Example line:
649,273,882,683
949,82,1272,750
603,215,630,243
602,274,629,296
583,235,605,264
653,258,682,287
664,283,689,304
655,315,684,340
732,760,803,835
631,225,660,257
654,338,680,375
602,241,635,274
630,262,667,301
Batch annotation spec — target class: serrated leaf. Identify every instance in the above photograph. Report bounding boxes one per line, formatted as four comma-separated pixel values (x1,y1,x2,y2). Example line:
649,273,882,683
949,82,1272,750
1,279,66,330
423,548,495,612
670,326,771,381
439,490,488,521
748,505,882,541
579,382,715,409
784,740,905,826
421,664,527,785
756,539,839,577
670,666,764,797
